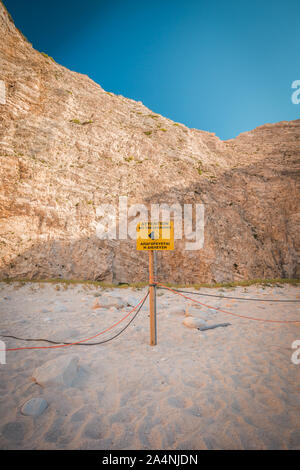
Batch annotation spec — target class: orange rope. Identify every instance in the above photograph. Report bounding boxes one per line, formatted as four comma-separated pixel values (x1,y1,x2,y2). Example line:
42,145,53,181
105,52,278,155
157,283,300,324
3,292,148,351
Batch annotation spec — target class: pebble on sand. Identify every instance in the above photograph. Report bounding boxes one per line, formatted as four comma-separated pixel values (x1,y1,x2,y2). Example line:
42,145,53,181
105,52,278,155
32,355,79,387
92,296,125,309
182,317,206,329
21,397,48,416
100,296,125,309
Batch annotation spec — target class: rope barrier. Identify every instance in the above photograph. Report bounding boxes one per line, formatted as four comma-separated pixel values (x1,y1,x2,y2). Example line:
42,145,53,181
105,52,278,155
1,278,299,353
156,283,300,324
158,286,300,302
1,291,149,351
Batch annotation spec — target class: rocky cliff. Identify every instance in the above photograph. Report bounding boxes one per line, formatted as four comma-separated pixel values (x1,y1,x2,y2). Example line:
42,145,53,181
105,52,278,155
0,1,299,283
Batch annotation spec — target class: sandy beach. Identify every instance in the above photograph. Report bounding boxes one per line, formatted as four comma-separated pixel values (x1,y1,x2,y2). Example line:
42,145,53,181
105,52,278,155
0,281,300,450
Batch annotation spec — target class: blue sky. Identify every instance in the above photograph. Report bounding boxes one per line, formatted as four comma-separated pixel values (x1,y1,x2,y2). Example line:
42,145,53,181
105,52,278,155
4,0,300,139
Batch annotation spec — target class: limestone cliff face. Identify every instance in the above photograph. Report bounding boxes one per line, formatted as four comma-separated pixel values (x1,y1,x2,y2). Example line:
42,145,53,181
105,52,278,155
0,1,299,283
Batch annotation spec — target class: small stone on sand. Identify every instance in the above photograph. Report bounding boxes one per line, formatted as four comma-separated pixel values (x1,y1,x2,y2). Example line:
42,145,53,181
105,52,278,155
183,317,206,329
32,355,79,387
21,397,48,416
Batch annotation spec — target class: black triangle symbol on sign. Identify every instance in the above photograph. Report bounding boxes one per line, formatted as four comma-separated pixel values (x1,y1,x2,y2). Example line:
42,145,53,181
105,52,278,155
148,231,155,240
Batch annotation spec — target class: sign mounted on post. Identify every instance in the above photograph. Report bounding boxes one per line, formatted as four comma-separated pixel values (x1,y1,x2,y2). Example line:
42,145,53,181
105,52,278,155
137,221,174,346
136,221,174,251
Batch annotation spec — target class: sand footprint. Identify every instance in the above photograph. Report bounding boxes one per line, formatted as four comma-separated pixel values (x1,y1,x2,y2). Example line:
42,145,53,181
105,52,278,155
83,416,104,440
1,421,28,445
167,395,191,409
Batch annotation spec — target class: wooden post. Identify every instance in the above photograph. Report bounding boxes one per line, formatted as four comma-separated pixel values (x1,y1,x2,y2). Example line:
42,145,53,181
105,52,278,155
149,250,157,346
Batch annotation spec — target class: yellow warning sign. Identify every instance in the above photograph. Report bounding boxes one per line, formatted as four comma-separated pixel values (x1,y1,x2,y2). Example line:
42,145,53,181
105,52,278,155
136,221,174,251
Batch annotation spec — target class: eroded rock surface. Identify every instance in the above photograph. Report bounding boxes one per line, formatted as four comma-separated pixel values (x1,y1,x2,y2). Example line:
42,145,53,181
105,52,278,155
0,1,299,283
